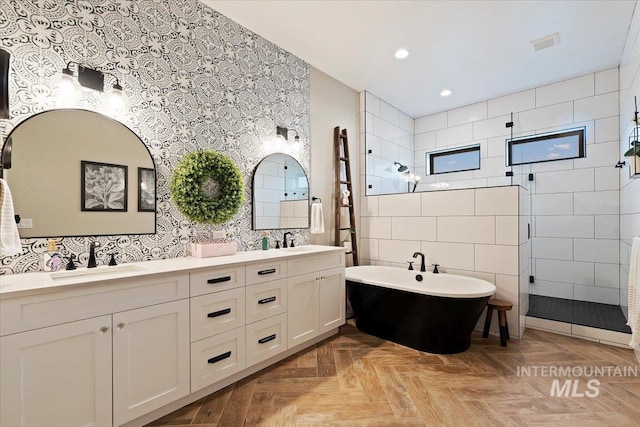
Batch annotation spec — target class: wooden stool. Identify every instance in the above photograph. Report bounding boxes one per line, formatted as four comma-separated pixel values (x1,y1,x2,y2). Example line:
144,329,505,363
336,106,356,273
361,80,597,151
482,299,513,347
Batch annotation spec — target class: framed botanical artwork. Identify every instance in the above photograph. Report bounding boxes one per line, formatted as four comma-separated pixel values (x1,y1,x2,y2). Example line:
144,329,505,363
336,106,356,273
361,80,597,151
138,167,156,212
81,161,128,211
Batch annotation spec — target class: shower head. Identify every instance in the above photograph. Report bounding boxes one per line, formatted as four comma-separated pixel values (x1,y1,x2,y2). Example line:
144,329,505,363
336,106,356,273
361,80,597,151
394,161,408,172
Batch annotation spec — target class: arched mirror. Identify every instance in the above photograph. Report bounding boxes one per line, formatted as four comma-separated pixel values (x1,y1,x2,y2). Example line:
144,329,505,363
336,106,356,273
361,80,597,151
252,153,309,230
1,109,156,238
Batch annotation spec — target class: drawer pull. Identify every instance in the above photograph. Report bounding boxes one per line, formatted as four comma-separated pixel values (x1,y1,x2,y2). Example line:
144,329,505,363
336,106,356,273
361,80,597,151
257,268,276,275
258,334,277,344
207,308,232,318
258,296,277,305
207,351,232,364
207,276,232,284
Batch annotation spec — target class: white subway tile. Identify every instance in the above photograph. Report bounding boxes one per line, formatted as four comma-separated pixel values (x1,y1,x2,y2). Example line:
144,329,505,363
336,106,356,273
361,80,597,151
415,112,447,133
475,244,519,275
594,167,620,191
435,123,473,147
572,286,620,305
473,115,511,140
361,196,379,217
531,193,574,215
530,280,574,300
398,111,414,134
574,91,619,122
392,217,437,241
361,217,391,239
475,186,519,215
518,102,574,132
535,74,594,107
380,101,399,126
378,239,421,264
488,89,535,118
595,263,620,288
620,186,640,214
595,215,620,239
487,176,513,187
530,160,574,173
536,215,594,238
360,238,379,260
487,136,508,158
620,213,640,245
534,168,594,194
536,259,594,286
365,92,381,117
378,193,421,216
495,274,519,305
373,116,394,141
445,178,488,190
437,216,495,244
574,238,619,263
575,141,620,169
421,241,475,271
365,113,374,134
496,216,519,245
359,91,365,112
379,140,400,163
594,116,620,143
394,128,412,149
473,156,508,179
595,68,619,95
421,189,475,216
448,102,488,126
574,190,619,215
414,131,436,151
532,237,573,260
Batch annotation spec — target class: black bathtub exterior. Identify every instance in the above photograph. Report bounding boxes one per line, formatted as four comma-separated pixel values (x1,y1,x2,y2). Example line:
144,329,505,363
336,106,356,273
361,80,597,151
347,280,490,354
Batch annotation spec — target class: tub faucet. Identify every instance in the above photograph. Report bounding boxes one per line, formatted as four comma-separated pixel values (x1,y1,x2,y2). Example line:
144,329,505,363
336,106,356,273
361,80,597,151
412,252,426,272
283,232,293,248
88,241,100,268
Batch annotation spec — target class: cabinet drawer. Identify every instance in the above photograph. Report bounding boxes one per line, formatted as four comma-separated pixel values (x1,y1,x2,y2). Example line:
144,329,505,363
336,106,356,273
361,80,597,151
0,273,189,336
246,261,287,285
245,313,287,367
190,266,245,297
190,287,245,342
287,252,344,277
190,327,246,392
246,279,287,323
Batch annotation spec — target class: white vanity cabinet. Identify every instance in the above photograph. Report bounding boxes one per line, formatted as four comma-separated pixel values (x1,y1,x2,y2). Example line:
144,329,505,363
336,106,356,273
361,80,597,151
0,246,345,427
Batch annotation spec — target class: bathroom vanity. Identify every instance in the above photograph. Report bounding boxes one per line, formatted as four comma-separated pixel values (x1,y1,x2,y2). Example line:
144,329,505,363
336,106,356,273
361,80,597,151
0,245,345,427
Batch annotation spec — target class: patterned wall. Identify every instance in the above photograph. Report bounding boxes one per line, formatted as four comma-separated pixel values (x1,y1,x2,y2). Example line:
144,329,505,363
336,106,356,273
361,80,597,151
0,0,310,274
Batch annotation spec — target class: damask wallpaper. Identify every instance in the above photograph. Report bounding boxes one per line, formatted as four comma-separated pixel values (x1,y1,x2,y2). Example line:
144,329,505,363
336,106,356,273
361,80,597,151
0,0,310,274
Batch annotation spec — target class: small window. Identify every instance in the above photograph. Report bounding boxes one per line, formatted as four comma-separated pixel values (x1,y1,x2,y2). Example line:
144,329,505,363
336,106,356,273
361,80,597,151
507,128,585,166
427,145,480,175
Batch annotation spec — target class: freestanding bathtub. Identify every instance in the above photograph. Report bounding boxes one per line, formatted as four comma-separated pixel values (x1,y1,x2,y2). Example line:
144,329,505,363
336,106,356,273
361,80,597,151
346,266,496,354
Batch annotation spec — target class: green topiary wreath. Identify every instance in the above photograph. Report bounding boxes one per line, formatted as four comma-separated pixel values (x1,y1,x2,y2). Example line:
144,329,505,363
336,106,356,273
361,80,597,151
170,150,244,224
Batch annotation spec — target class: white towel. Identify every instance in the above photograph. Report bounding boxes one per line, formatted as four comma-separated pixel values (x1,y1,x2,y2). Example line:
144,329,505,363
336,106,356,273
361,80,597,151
0,178,22,256
628,236,640,352
310,202,324,234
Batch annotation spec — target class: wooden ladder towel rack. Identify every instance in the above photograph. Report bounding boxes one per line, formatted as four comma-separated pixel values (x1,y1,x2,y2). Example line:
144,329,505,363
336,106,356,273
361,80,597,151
334,126,358,266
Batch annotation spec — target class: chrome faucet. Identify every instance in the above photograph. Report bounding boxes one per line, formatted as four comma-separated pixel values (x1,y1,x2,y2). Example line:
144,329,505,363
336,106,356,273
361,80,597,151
88,241,100,268
412,252,426,272
283,232,293,248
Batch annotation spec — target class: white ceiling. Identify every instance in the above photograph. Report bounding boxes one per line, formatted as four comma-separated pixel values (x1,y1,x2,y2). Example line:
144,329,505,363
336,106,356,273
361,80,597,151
203,0,636,118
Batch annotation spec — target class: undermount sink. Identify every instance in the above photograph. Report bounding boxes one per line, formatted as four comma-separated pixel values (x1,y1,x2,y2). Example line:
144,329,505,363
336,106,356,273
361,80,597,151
281,245,321,253
49,264,145,280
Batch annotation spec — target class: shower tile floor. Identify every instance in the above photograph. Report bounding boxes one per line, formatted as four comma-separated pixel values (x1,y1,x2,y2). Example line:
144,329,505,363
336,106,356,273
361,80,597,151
527,295,632,334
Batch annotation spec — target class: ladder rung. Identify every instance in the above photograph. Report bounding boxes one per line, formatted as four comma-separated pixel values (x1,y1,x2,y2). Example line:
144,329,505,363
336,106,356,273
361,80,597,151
340,205,353,208
345,251,354,255
339,227,351,231
339,134,347,139
339,157,349,162
339,180,351,184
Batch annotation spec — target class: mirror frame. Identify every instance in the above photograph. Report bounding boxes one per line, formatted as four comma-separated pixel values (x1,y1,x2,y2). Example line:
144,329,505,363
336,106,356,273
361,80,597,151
1,108,157,238
252,153,309,230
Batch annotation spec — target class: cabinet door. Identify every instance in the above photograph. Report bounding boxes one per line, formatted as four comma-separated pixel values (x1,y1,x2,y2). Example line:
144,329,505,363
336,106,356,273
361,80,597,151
113,299,190,426
1,316,112,427
287,272,319,348
319,267,346,334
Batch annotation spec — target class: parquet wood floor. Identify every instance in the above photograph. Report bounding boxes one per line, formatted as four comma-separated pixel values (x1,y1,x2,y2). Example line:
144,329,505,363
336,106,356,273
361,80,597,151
146,322,640,427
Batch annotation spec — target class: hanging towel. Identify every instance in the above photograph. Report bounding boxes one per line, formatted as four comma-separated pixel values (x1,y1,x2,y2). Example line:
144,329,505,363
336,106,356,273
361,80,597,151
0,178,22,256
628,236,640,355
310,201,324,234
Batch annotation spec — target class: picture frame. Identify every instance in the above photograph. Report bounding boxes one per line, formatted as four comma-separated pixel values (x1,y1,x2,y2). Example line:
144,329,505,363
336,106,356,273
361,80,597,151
81,161,128,212
138,167,156,212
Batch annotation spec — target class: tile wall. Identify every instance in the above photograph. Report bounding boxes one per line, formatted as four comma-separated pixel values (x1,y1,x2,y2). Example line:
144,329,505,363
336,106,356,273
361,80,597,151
359,186,528,338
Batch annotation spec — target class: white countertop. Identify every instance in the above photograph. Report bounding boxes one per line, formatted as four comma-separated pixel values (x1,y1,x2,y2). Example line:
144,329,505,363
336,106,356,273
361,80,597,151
0,245,345,298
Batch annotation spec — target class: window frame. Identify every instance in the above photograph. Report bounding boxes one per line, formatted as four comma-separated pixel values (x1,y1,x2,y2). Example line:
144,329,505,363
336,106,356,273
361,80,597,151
507,128,585,166
427,144,481,175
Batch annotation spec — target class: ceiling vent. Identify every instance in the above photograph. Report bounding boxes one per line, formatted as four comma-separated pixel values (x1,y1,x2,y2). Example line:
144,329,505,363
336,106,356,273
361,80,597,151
530,32,560,52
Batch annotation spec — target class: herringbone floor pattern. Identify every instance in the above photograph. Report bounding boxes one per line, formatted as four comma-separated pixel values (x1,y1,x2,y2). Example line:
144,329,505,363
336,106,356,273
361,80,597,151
147,322,640,426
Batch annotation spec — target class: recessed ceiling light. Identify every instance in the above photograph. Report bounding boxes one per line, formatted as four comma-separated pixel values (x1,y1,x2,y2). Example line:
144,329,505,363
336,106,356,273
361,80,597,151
440,89,452,97
394,48,409,59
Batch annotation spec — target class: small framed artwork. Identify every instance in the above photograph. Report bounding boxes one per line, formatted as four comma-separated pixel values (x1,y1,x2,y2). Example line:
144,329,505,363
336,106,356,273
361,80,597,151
81,161,128,211
138,167,156,212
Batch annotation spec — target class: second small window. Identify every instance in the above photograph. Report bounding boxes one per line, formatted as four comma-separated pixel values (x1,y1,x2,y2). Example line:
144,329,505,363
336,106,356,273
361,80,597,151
426,145,481,175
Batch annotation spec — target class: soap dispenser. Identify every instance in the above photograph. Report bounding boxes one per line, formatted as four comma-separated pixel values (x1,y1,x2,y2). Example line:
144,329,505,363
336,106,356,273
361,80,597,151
43,239,64,272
